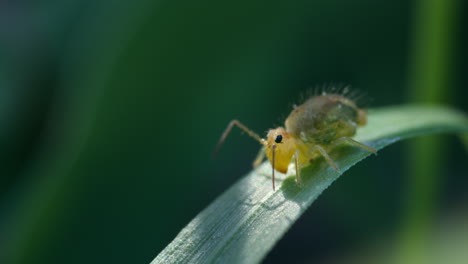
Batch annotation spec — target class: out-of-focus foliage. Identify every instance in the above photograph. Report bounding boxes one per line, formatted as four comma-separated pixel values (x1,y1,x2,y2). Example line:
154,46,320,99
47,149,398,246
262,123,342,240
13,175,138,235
0,0,467,263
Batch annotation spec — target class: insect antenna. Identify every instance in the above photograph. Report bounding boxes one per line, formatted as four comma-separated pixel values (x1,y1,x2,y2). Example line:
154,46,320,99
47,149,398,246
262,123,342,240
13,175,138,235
213,120,265,157
271,144,277,191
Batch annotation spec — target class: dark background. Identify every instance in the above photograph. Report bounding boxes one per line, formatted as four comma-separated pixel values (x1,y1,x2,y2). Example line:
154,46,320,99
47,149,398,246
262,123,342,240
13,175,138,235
1,0,467,263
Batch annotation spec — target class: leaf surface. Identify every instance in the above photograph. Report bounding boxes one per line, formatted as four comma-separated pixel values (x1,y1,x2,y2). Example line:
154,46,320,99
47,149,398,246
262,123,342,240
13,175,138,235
152,105,468,264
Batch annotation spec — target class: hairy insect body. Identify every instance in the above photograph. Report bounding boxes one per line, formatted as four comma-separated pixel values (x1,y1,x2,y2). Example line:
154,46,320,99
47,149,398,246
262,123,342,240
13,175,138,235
286,95,365,144
216,93,376,191
265,95,370,176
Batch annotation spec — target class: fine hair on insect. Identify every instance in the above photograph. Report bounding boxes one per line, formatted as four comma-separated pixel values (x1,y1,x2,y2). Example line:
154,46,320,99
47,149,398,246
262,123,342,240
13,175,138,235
214,87,377,191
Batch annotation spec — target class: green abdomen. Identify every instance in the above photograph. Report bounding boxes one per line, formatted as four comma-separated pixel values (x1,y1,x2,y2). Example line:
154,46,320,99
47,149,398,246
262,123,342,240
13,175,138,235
285,95,360,145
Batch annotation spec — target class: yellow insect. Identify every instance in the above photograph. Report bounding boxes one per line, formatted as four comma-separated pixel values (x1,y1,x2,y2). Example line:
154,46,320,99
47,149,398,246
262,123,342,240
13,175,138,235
215,91,376,191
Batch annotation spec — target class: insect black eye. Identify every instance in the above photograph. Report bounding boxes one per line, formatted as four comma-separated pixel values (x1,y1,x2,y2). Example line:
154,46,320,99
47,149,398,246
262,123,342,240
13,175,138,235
275,135,283,143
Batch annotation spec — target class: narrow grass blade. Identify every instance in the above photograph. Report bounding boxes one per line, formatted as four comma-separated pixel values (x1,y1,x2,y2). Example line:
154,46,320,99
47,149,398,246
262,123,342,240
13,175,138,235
152,105,468,264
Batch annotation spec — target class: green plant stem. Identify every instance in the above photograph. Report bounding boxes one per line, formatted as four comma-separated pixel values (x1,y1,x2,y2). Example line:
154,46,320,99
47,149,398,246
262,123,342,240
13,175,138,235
401,0,460,263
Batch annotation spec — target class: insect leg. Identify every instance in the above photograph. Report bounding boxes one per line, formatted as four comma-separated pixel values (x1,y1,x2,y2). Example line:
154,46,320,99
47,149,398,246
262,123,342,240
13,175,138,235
333,137,377,154
213,120,266,156
313,145,341,173
252,146,266,168
294,150,302,184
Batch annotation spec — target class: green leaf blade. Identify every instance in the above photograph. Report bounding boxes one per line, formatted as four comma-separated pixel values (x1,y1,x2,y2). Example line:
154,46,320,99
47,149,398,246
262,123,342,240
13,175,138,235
152,105,468,264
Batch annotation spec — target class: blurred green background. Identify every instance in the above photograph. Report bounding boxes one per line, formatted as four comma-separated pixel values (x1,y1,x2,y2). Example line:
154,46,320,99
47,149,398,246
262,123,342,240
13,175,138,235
1,0,467,263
